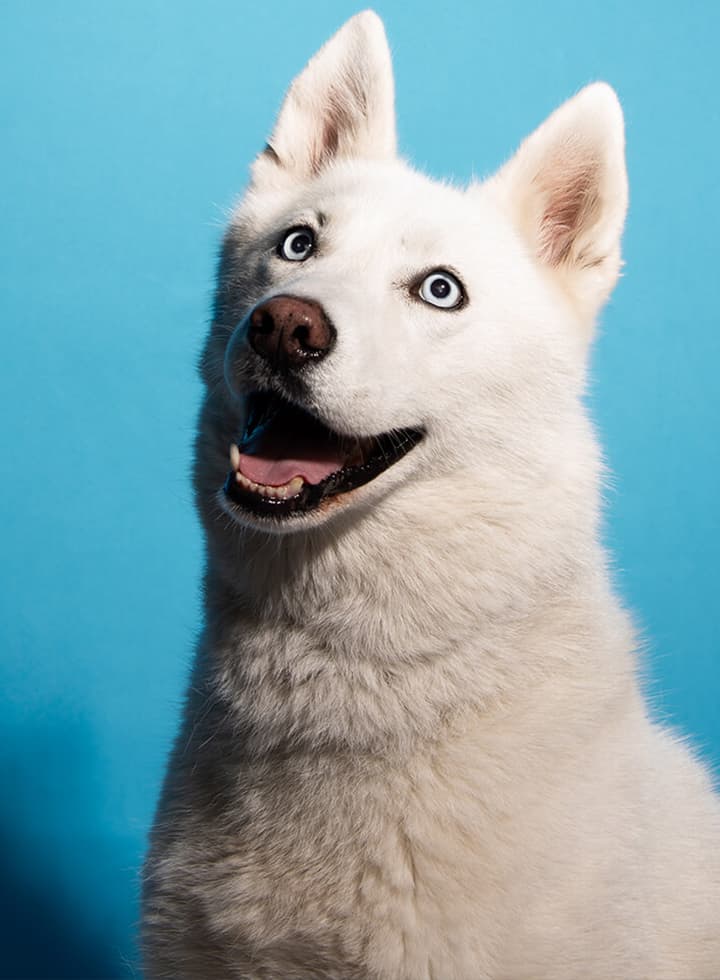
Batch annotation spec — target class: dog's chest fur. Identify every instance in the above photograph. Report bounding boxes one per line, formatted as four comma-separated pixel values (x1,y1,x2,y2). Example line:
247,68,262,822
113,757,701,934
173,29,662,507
144,545,720,979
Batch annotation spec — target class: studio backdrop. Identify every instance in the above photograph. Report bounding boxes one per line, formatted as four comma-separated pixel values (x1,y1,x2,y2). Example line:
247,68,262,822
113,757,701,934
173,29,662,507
1,1,718,975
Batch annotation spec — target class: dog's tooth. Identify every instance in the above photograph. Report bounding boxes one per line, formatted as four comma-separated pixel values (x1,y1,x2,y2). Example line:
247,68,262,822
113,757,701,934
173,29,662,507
230,444,240,471
236,471,256,491
234,470,304,499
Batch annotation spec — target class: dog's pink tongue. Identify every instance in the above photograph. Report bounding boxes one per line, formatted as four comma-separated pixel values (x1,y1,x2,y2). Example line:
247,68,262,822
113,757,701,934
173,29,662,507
238,432,344,487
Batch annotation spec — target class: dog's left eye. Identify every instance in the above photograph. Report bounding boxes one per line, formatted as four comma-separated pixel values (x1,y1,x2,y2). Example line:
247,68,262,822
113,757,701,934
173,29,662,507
278,226,316,261
417,270,465,310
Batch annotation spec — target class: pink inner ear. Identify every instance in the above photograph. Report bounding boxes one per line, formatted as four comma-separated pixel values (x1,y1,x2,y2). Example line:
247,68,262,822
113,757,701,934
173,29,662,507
537,149,601,267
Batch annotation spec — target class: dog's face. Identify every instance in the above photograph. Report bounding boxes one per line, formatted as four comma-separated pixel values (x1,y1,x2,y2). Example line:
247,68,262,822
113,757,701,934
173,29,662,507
198,12,627,536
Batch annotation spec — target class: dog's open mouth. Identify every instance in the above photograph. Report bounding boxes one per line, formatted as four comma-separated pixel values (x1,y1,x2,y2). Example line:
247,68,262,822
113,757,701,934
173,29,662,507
223,392,424,518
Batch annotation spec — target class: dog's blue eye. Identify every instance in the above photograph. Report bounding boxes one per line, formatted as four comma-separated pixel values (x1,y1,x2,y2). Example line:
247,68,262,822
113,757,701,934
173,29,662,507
417,270,464,309
278,227,315,261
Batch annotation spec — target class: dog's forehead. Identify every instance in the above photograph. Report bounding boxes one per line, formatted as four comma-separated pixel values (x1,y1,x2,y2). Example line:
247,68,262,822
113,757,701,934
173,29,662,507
316,164,467,220
277,162,500,258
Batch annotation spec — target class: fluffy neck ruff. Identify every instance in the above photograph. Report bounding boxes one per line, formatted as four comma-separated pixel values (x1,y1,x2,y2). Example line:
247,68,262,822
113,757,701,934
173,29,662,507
197,467,633,757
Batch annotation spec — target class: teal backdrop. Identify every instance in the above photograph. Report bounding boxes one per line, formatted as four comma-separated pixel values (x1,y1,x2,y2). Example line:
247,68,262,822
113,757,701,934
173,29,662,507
1,1,718,976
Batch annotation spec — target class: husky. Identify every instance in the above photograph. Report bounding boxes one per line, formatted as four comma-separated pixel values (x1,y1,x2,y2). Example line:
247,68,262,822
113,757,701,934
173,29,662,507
141,10,720,979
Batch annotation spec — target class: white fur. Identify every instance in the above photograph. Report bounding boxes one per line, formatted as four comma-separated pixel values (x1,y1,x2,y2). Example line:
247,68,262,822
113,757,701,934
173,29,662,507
142,11,720,978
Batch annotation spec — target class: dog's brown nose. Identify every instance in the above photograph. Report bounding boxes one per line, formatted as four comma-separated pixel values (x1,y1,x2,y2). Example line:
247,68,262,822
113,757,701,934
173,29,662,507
248,295,336,371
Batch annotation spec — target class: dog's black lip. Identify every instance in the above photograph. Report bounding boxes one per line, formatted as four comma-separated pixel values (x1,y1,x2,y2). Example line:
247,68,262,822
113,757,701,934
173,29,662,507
223,392,425,519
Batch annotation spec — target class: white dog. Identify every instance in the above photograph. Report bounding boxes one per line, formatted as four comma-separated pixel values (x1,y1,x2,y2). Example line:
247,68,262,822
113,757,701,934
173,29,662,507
142,11,720,978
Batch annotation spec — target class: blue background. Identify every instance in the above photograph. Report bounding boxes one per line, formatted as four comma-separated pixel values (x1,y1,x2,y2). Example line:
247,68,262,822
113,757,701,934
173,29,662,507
1,1,718,976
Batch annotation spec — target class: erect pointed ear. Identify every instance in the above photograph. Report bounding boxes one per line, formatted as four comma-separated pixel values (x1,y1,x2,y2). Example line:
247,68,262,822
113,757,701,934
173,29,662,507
491,83,628,319
251,10,396,188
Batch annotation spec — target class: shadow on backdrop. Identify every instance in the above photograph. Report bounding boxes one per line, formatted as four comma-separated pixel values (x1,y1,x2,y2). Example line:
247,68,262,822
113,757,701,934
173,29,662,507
0,834,117,979
0,717,141,979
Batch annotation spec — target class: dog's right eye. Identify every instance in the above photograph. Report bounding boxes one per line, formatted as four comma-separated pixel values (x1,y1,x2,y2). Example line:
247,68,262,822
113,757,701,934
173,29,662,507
278,227,316,262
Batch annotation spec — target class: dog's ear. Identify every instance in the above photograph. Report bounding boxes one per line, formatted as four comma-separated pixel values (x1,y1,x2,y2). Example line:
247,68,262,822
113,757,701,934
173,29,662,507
252,11,396,188
491,83,628,319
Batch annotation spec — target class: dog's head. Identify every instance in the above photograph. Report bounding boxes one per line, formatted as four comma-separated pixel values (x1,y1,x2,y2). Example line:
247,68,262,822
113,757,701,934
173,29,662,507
198,11,627,537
